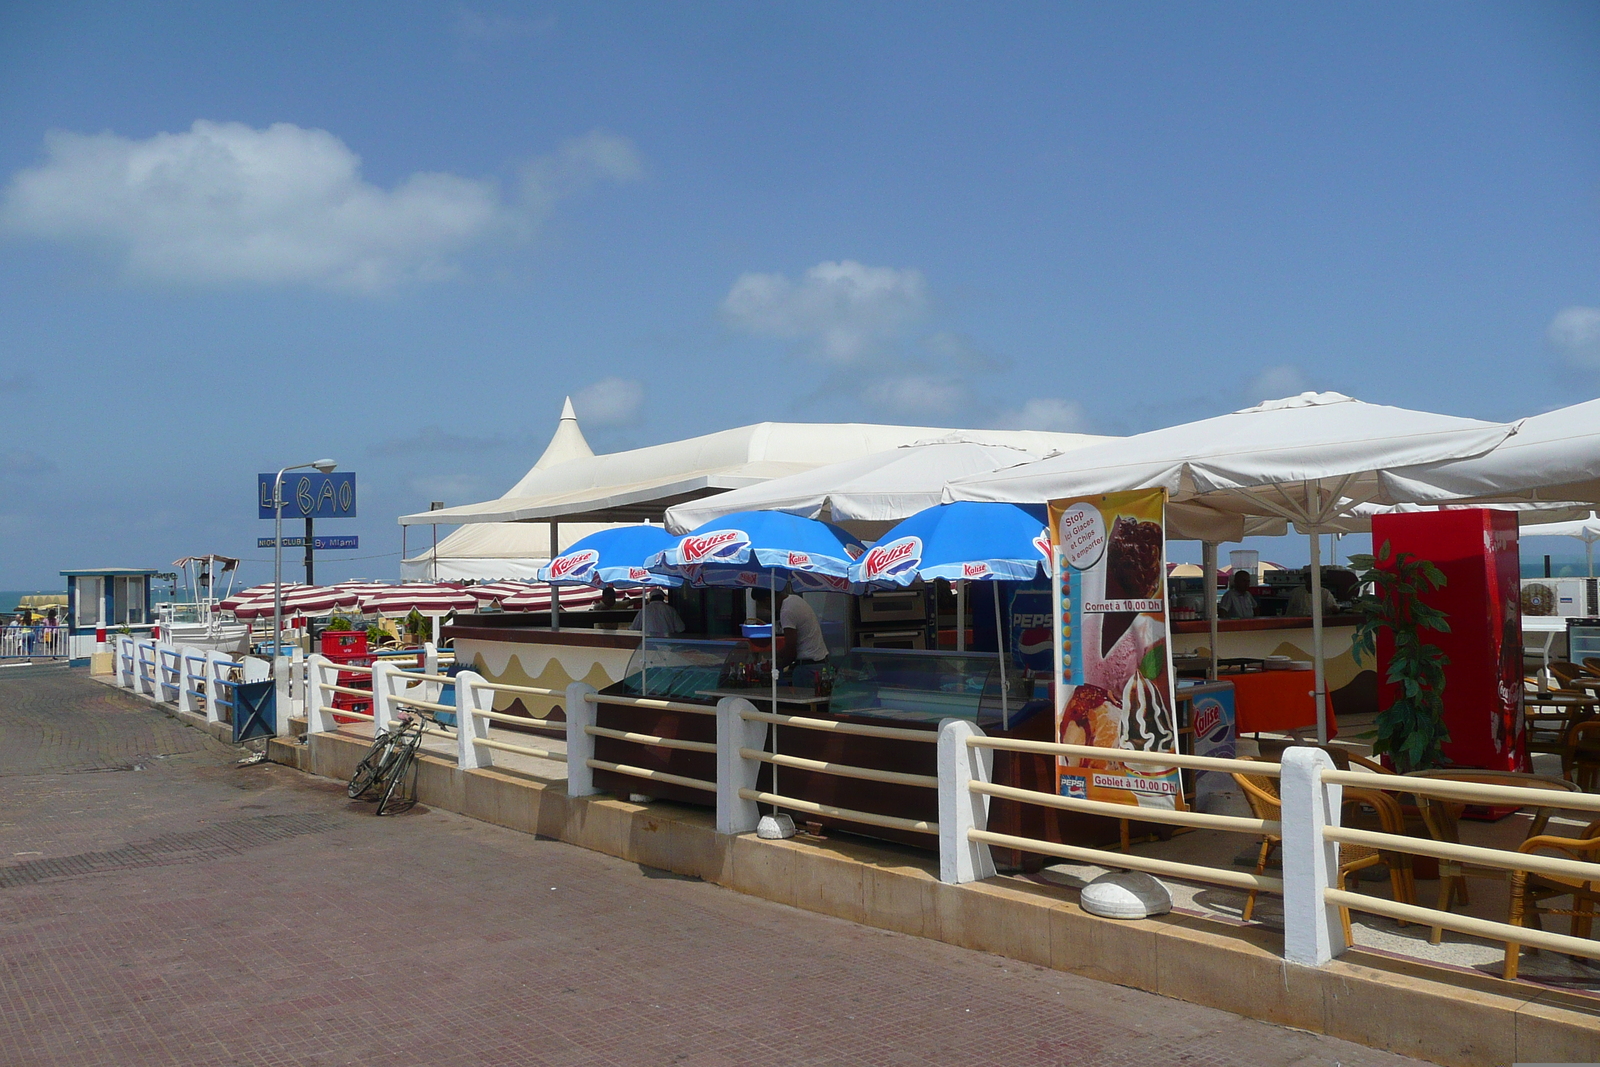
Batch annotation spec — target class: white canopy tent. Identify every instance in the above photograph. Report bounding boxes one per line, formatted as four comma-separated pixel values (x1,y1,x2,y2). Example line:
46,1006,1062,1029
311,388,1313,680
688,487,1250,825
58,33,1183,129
946,392,1519,742
401,521,617,581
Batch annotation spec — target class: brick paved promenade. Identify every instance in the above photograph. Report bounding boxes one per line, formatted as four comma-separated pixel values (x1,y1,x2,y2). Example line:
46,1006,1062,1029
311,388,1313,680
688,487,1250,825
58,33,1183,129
0,666,1434,1067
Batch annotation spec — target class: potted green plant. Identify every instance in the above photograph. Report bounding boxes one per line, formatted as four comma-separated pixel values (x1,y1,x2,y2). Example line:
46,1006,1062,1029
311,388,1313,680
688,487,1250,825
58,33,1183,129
1349,540,1451,772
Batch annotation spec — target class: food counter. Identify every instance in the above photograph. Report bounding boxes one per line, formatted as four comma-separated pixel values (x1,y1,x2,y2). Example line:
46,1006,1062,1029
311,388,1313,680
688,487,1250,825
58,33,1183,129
1171,615,1373,730
445,611,644,725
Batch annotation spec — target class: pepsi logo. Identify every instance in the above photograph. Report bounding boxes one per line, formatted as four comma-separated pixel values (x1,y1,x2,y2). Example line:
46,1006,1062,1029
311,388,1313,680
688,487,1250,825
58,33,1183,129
680,529,749,564
1018,626,1052,657
860,536,922,580
549,549,599,580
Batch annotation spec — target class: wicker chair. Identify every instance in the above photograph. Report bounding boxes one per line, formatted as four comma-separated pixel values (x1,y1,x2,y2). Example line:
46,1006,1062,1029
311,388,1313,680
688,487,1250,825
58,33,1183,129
1504,819,1600,980
1563,719,1600,793
1230,757,1415,941
1412,770,1581,945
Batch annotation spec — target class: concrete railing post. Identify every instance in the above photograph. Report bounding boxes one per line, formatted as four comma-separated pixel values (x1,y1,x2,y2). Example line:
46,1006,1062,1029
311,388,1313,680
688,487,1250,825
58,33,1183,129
306,654,338,735
288,645,305,719
937,718,996,885
116,639,134,687
371,660,398,736
156,643,176,705
203,651,226,724
1280,746,1344,966
423,641,438,679
456,670,493,770
565,682,599,797
175,647,199,715
716,697,766,834
137,641,157,697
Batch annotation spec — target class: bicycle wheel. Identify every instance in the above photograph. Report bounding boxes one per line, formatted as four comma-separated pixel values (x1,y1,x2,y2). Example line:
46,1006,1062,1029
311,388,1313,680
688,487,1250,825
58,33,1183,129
348,729,402,799
375,733,422,816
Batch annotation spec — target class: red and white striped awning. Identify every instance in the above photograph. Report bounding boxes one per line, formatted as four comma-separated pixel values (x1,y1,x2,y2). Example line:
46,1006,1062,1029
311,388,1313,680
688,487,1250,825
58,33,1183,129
498,585,606,612
217,583,304,614
228,584,364,619
461,581,541,603
359,584,480,616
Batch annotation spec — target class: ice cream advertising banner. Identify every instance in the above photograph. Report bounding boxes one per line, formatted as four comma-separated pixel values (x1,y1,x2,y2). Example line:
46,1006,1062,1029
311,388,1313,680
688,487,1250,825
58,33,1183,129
1049,489,1185,811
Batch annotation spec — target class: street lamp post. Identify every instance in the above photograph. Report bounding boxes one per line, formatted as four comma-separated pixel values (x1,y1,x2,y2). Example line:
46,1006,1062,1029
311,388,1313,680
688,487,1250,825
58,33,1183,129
272,459,337,683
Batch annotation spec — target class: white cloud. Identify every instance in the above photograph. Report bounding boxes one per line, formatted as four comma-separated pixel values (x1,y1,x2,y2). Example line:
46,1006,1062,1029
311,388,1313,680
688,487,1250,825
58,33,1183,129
1548,306,1600,369
1,120,641,293
1245,364,1311,403
574,376,645,426
864,374,964,417
721,260,928,364
994,397,1087,432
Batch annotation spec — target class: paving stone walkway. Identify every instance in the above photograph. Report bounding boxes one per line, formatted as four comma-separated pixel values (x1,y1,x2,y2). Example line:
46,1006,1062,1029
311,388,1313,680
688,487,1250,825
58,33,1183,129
0,667,1435,1066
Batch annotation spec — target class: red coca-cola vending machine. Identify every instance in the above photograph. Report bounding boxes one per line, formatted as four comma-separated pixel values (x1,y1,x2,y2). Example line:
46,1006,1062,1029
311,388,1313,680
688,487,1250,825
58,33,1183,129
1371,508,1525,770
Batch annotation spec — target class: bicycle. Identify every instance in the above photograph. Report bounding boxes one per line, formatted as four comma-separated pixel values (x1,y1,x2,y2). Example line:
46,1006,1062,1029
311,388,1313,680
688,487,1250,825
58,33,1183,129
347,709,433,815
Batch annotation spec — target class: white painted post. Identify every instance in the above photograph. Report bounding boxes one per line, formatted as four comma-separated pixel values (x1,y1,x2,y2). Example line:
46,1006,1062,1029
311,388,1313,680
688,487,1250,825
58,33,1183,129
306,654,338,735
371,660,398,736
203,651,227,725
456,669,493,770
157,643,177,705
937,718,997,884
289,644,305,720
565,681,599,797
115,636,132,688
716,697,766,834
175,647,198,715
423,641,438,678
137,641,157,697
1279,746,1344,965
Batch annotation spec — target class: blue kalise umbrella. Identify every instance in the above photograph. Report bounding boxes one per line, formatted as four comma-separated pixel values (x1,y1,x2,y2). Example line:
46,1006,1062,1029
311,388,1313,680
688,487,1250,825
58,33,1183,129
537,525,683,588
650,510,865,589
850,501,1051,727
538,524,683,697
651,511,866,734
850,501,1051,587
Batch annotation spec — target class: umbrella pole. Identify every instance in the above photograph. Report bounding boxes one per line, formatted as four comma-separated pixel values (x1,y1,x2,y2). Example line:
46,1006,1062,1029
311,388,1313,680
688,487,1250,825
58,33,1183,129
956,580,966,652
1310,530,1329,744
993,581,1009,730
1588,540,1594,579
1203,542,1218,682
771,568,779,808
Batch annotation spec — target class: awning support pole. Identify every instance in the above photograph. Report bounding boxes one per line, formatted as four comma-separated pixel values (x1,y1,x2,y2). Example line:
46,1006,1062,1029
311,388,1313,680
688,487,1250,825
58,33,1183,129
549,522,561,632
1310,504,1329,745
1203,541,1218,682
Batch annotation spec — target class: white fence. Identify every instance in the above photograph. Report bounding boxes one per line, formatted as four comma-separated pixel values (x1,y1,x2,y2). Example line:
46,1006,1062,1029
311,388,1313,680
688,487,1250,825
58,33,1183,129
110,644,1600,975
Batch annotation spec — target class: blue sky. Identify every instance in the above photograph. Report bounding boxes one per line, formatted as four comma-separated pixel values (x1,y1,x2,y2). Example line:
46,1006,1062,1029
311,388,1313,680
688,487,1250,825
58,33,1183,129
1,2,1597,589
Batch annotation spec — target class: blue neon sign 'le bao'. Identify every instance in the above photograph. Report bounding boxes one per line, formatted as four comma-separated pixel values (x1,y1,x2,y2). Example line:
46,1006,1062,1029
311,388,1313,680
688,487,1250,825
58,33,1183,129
257,472,357,519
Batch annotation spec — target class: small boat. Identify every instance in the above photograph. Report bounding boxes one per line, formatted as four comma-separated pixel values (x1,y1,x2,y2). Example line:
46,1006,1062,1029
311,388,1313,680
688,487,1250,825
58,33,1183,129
155,555,251,656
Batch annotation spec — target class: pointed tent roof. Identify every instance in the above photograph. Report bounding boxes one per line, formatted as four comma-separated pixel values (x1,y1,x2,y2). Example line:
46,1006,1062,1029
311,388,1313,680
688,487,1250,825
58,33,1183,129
530,396,594,473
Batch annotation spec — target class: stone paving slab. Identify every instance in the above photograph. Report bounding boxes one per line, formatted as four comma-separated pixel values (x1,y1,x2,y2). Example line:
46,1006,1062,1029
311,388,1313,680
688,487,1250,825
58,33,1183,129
0,667,1437,1067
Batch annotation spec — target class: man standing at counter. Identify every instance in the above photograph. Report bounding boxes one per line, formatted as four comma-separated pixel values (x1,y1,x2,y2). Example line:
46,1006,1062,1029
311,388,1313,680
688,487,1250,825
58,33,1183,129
1286,572,1338,617
1219,569,1257,619
751,588,829,679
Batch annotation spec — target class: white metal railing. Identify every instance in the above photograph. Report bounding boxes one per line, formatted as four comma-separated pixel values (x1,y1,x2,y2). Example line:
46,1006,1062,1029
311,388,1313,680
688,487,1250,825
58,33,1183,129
946,727,1287,892
1312,767,1600,972
291,654,1600,976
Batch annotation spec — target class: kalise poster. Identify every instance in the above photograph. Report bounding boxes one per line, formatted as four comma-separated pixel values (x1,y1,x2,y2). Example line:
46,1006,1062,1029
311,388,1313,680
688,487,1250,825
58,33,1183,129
1049,489,1184,810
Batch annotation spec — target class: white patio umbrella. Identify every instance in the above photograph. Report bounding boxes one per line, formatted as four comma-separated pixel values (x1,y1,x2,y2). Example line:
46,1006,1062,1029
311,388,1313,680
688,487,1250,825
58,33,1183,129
1520,513,1600,577
1383,396,1600,507
947,391,1518,743
663,439,1053,534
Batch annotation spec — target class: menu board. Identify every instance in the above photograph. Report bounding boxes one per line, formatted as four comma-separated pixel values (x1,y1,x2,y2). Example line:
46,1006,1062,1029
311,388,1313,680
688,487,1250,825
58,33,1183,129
1049,489,1184,810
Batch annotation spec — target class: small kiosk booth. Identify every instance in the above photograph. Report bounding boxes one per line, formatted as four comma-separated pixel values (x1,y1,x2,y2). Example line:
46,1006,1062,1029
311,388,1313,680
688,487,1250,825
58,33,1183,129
60,567,158,665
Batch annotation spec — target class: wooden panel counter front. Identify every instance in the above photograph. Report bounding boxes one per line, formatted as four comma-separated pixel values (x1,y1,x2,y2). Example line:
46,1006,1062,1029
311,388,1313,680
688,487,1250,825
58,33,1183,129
591,692,1141,864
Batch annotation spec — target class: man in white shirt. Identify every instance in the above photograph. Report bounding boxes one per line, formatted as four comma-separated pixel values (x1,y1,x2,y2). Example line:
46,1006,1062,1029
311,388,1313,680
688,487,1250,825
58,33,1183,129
630,591,685,637
751,589,828,669
1286,573,1338,618
1218,569,1257,619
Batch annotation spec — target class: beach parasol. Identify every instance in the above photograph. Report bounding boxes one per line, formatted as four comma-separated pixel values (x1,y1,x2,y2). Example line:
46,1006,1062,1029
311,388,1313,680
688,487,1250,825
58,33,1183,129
538,526,684,588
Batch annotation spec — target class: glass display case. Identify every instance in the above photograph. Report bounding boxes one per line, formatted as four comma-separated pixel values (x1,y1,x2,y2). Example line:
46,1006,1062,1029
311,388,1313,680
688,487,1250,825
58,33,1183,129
826,648,1036,727
606,638,755,700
